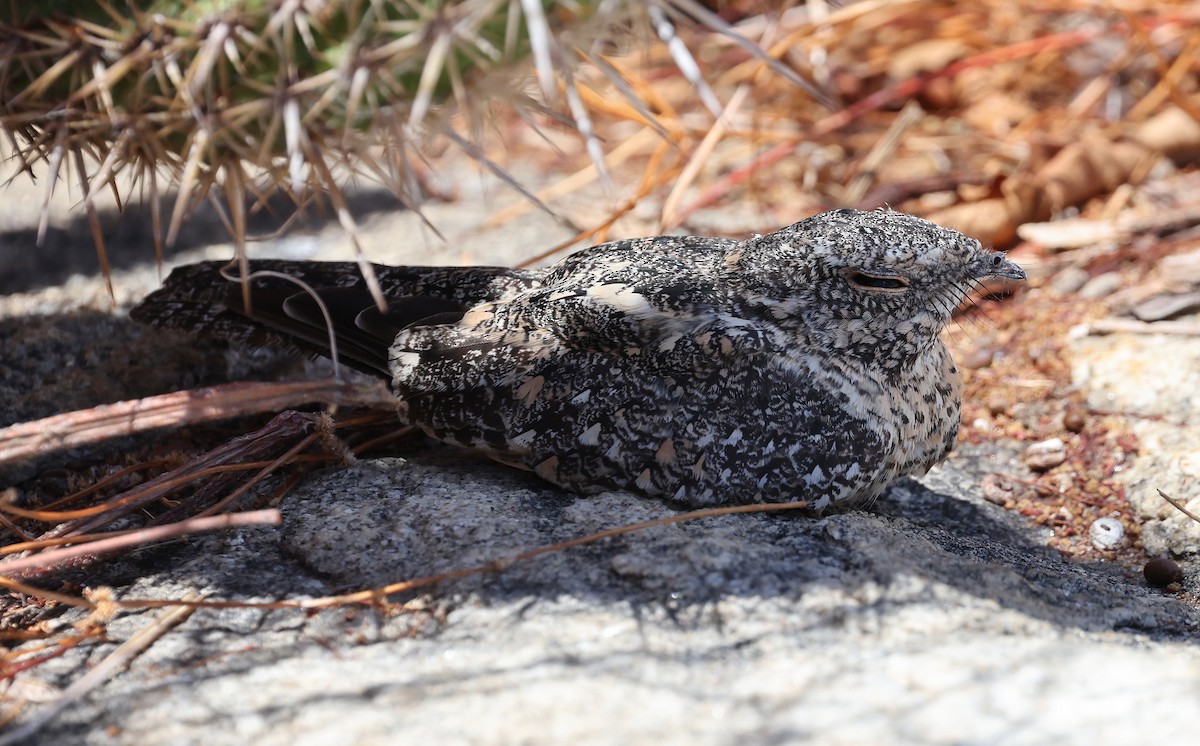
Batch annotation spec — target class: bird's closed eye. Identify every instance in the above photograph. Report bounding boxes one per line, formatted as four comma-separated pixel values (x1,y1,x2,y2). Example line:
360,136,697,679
846,271,910,292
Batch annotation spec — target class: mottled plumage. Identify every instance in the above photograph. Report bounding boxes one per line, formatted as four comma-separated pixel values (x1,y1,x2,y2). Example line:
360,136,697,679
133,208,1025,510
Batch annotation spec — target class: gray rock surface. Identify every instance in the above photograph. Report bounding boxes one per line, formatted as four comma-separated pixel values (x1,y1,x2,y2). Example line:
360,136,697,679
3,168,1199,745
12,450,1200,745
1070,332,1200,556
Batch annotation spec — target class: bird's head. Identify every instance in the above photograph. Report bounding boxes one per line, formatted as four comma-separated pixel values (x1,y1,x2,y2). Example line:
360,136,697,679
724,208,1026,370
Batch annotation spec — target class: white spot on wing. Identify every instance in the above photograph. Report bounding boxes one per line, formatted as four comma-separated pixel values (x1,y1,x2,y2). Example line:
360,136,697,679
657,333,683,352
605,439,622,460
587,283,654,316
389,351,421,378
635,469,654,491
511,429,537,447
579,423,602,446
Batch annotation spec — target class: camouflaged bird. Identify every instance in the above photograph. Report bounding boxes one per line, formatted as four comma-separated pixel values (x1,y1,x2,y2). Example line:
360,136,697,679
133,208,1026,511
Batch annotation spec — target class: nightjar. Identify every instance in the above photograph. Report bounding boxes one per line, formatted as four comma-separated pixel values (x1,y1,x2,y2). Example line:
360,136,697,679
133,208,1026,510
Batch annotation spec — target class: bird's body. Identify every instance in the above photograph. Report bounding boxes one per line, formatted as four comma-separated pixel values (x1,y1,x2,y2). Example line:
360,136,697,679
133,209,1025,510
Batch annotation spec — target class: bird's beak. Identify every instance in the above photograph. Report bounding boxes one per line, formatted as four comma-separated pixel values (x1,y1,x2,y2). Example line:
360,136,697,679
974,253,1027,281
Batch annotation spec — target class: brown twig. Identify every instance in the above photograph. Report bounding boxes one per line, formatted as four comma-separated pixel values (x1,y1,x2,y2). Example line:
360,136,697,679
108,500,811,612
1158,489,1200,524
0,510,282,579
1080,319,1200,337
16,412,317,543
0,380,394,465
0,597,199,746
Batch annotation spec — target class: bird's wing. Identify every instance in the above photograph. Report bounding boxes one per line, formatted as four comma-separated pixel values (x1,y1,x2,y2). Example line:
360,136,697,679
476,234,783,357
386,238,802,476
389,233,791,387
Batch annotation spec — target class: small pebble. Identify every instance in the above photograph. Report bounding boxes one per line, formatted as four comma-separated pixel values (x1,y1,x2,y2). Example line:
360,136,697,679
1078,272,1122,300
986,392,1011,416
1062,398,1088,433
960,347,995,370
1132,291,1200,322
1088,516,1125,550
1160,248,1200,283
1048,267,1090,294
981,473,1018,506
1143,557,1184,588
1022,438,1067,470
1046,472,1074,493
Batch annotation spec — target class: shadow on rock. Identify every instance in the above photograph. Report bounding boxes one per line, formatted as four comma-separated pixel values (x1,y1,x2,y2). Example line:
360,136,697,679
0,188,408,295
142,445,1200,644
0,310,298,484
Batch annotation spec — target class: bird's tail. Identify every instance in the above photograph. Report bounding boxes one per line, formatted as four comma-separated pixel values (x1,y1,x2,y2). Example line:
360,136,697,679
131,260,541,377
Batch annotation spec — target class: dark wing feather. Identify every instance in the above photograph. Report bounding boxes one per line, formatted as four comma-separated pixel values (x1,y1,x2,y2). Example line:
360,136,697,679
131,260,543,378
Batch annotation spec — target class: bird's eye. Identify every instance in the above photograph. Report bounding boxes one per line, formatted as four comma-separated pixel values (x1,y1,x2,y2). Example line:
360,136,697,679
846,271,909,291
